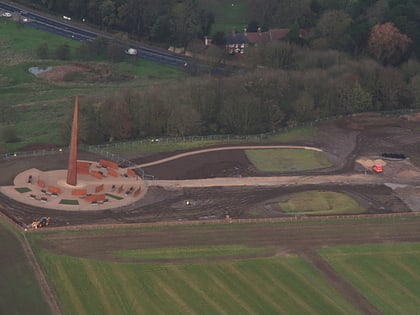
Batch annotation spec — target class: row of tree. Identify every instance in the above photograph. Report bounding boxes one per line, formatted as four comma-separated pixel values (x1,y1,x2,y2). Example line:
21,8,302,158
19,0,420,62
249,0,420,62
20,0,213,48
66,55,420,144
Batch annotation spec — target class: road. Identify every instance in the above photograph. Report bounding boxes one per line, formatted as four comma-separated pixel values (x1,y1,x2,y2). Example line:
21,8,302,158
0,1,201,69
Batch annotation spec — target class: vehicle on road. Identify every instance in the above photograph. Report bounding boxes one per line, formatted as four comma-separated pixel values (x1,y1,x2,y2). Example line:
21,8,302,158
125,48,138,56
2,12,12,17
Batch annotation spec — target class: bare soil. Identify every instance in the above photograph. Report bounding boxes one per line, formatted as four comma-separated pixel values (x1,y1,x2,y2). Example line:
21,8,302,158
2,112,420,315
37,63,135,83
1,113,419,228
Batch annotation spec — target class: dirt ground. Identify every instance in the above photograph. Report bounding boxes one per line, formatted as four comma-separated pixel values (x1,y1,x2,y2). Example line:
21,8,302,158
2,112,420,315
1,112,420,228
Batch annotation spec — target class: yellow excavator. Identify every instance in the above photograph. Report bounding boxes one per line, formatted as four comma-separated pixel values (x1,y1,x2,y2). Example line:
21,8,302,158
31,217,50,229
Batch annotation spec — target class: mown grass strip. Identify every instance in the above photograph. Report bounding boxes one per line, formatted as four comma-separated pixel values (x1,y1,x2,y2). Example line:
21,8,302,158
278,191,365,215
320,243,420,315
245,148,332,172
114,244,266,259
15,187,31,193
33,245,359,315
59,199,79,205
106,193,123,200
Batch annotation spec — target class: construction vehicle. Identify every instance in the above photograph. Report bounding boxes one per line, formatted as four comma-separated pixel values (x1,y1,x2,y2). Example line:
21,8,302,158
372,165,383,173
31,217,50,229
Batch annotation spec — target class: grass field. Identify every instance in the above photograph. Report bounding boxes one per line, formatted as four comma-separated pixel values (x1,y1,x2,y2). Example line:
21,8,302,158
0,216,50,314
278,191,366,215
319,243,420,315
199,0,251,33
245,148,333,172
32,243,358,315
0,19,184,153
114,244,268,259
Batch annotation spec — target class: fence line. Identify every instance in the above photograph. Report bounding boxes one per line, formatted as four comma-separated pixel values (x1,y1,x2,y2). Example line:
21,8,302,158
2,109,418,161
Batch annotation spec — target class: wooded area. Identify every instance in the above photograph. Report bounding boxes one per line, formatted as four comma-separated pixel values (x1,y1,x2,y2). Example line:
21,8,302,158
20,0,420,59
68,54,420,143
13,0,420,143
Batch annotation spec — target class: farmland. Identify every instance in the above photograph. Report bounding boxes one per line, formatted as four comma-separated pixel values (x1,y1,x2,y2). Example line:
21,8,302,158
24,217,420,315
0,20,184,152
0,215,50,315
320,243,420,315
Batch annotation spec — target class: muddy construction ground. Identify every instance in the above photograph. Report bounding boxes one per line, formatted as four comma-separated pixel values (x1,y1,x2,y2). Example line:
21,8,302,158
1,112,420,315
1,112,420,228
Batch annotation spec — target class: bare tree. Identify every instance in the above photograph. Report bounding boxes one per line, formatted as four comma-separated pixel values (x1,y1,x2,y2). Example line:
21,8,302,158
368,22,411,66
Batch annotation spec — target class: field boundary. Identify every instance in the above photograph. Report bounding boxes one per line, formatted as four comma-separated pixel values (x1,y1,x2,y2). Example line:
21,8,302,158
301,251,381,315
21,234,62,315
28,211,420,233
0,212,61,314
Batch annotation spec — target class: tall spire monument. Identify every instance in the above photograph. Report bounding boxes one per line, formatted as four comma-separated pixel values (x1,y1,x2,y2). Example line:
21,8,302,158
66,96,79,186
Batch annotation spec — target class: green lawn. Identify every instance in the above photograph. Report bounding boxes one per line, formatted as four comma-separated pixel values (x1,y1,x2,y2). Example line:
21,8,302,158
15,187,32,193
34,248,359,315
199,0,250,33
279,191,366,215
59,199,79,205
320,243,420,315
0,216,51,315
245,148,333,172
114,244,268,260
106,193,123,200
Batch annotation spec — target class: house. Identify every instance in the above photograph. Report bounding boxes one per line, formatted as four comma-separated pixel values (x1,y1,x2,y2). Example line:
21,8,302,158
246,28,290,45
224,31,248,55
222,28,309,55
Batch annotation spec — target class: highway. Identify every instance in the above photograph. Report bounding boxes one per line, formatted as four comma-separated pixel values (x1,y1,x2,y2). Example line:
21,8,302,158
0,1,200,69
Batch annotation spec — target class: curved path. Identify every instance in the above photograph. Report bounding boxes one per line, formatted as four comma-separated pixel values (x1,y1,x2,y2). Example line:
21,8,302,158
135,145,322,168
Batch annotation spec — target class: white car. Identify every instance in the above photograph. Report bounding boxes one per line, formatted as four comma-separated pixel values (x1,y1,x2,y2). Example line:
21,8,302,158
125,48,138,56
63,15,71,21
2,12,12,18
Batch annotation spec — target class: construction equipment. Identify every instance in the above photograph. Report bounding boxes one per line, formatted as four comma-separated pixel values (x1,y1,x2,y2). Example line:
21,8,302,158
31,217,50,229
372,165,383,173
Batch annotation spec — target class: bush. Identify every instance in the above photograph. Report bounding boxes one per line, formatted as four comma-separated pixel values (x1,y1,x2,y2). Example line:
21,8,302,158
36,42,49,59
1,126,19,143
55,44,71,60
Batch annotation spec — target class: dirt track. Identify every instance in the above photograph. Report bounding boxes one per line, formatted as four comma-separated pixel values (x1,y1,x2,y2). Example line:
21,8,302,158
2,112,420,315
1,113,420,228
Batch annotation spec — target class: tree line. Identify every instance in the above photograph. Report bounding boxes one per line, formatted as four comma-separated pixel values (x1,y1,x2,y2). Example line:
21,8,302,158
18,0,420,62
18,0,213,49
248,0,420,63
8,0,420,145
67,51,420,144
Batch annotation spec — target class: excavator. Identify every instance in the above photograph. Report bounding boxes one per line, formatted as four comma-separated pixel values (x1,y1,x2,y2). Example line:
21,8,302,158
31,217,50,229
